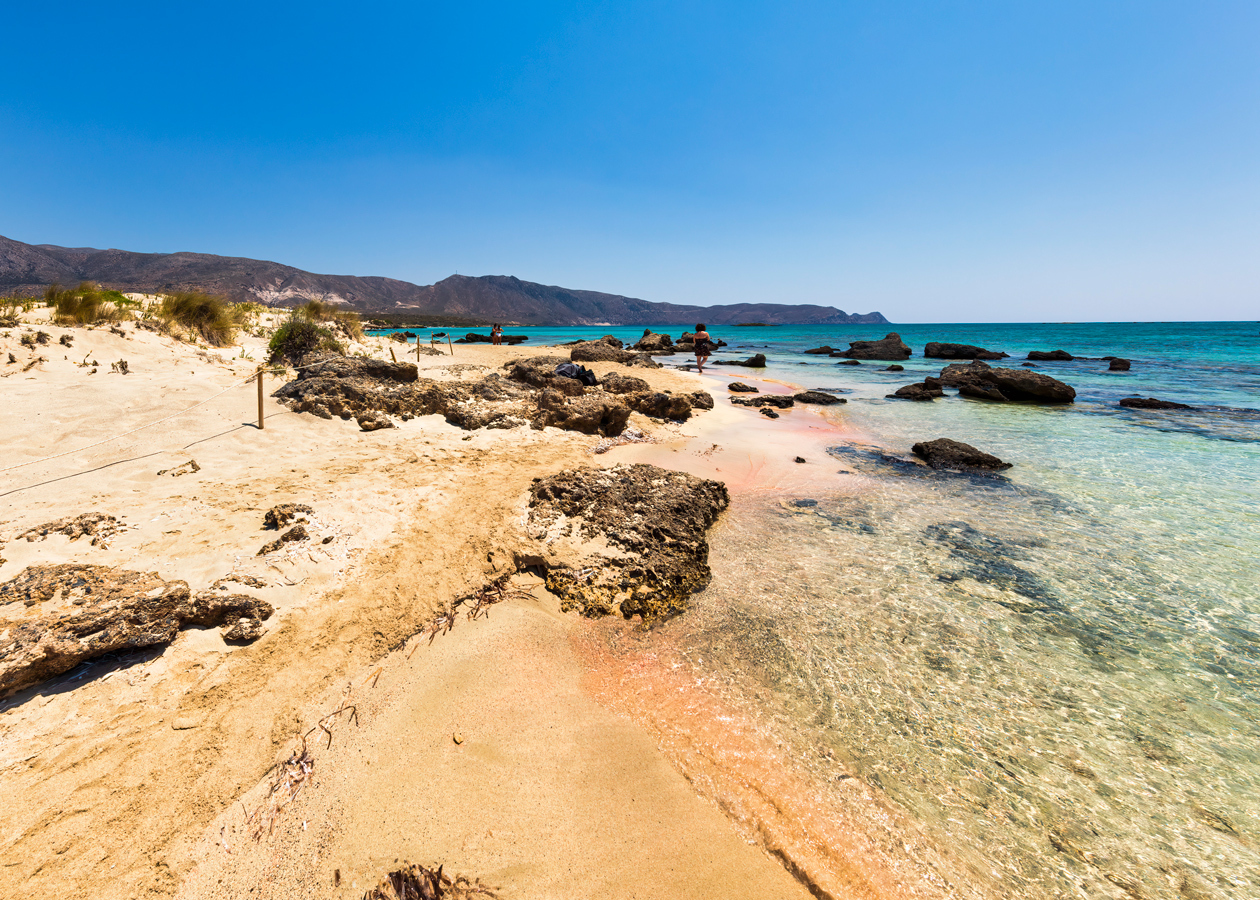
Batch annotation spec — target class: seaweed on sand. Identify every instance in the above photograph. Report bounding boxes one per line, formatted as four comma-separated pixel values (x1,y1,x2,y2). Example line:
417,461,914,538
363,863,497,899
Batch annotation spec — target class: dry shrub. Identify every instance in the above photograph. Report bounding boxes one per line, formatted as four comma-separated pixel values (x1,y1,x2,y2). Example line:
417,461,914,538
363,863,497,899
300,299,365,341
48,282,126,325
159,291,247,346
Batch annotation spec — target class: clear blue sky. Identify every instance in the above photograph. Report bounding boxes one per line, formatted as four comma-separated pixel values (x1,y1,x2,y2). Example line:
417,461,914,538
3,1,1258,322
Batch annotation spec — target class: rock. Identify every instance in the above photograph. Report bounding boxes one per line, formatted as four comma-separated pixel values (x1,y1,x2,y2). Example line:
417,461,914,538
759,408,780,418
1119,397,1193,410
937,359,992,386
0,564,273,697
889,381,944,401
835,358,862,366
633,331,674,352
956,381,1008,402
156,459,200,477
725,353,767,368
525,464,729,621
221,617,267,642
885,364,904,371
600,373,651,394
569,341,636,363
19,513,125,548
793,391,845,405
625,391,693,420
794,456,806,463
259,524,309,555
453,332,529,345
803,346,835,355
728,382,759,392
912,438,1012,471
983,368,1076,403
1109,358,1131,371
506,356,586,395
1021,362,1037,368
924,342,1009,360
731,394,795,409
835,333,912,361
688,391,715,410
534,390,632,435
356,411,395,431
263,504,313,530
1027,350,1074,361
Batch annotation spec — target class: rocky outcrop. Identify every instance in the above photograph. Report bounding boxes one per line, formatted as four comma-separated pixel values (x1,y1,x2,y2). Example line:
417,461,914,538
263,504,313,530
1027,350,1073,361
936,360,1075,403
625,392,693,420
793,391,845,405
760,408,780,418
728,382,758,392
803,346,836,355
889,380,944,401
506,356,585,394
688,391,715,410
18,513,125,548
836,359,861,366
731,395,795,409
524,464,729,620
259,524,309,555
924,343,1009,360
357,411,395,431
723,353,767,368
535,390,633,434
885,364,904,372
453,332,530,345
632,331,674,353
569,337,660,367
1119,397,1193,410
1108,358,1131,371
911,438,1012,471
599,373,651,394
0,564,273,697
835,333,912,360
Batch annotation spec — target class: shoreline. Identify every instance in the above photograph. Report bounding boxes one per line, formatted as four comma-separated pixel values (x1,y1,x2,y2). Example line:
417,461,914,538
0,318,867,899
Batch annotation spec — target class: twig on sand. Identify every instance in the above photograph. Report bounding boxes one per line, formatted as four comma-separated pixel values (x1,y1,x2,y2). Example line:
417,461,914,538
411,576,537,652
363,862,498,899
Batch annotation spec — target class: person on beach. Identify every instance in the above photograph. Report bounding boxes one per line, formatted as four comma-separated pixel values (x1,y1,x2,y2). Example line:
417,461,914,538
693,323,712,373
491,323,503,345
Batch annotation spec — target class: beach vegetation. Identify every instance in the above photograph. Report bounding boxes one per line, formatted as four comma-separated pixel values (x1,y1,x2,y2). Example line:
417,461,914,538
158,291,248,347
268,310,345,365
298,299,364,341
48,282,128,325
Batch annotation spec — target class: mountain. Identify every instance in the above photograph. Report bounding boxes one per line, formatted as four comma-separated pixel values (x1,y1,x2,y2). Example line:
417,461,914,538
0,235,889,326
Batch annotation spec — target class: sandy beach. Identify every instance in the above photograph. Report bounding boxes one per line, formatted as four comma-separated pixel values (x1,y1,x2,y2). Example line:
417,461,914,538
0,312,867,899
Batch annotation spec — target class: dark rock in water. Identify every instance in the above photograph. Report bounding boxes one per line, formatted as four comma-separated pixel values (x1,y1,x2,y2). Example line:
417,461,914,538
836,359,862,366
600,373,651,394
925,342,1009,360
357,410,394,431
834,333,911,360
804,346,835,355
259,524,309,555
454,331,529,345
688,391,715,410
912,438,1012,471
264,503,313,530
525,464,729,621
1119,397,1193,410
794,456,806,463
0,564,273,697
724,353,767,368
885,364,904,372
793,390,845,405
732,394,795,409
889,380,944,401
937,359,1075,403
728,382,759,392
760,407,780,418
1109,358,1131,371
790,499,818,507
1027,350,1074,361
1021,362,1037,368
625,391,693,420
924,522,1059,610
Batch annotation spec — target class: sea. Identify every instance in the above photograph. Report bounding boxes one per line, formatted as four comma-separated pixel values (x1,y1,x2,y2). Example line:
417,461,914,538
383,322,1260,900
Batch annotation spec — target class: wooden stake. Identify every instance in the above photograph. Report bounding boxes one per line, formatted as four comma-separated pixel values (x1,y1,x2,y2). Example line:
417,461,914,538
448,336,454,356
389,346,397,362
256,367,265,430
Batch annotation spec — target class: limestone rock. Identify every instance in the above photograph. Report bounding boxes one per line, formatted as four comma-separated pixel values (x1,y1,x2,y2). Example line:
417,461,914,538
263,504,313,530
534,390,631,435
633,331,674,353
728,382,759,392
1109,358,1131,371
600,373,651,394
0,564,273,697
259,524,308,556
760,408,780,418
835,333,911,361
688,391,715,410
889,381,944,401
625,391,693,420
725,353,767,368
912,438,1012,471
525,464,729,621
731,394,795,409
357,411,395,431
793,391,845,405
924,342,1009,360
1027,350,1074,361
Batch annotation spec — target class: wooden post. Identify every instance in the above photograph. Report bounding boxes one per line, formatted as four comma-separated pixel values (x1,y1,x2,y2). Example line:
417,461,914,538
416,339,421,361
256,367,265,430
389,346,397,362
447,336,454,356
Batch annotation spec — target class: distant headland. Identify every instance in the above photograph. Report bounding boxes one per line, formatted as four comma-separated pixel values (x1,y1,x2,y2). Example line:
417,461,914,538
0,234,888,328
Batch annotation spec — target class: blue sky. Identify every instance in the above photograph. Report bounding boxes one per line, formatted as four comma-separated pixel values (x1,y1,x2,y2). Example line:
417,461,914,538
3,1,1258,322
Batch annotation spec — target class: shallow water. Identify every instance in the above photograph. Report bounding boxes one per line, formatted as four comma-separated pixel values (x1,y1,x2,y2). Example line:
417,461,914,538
403,320,1260,897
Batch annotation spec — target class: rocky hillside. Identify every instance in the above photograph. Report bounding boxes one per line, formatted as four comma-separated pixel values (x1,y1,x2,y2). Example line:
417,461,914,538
0,234,888,326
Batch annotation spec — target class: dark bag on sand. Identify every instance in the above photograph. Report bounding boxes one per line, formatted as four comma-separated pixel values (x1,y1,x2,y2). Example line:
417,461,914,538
554,363,599,386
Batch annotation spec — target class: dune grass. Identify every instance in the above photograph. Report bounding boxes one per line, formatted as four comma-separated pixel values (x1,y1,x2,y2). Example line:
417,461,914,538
298,299,364,341
267,311,345,365
48,283,129,325
158,291,251,346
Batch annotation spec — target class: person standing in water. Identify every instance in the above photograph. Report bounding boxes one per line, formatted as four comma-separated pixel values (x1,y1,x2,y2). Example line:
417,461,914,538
693,323,712,373
491,323,503,345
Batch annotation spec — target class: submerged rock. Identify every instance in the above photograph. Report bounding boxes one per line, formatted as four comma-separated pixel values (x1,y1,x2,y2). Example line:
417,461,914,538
1027,350,1074,361
0,564,273,697
724,353,768,368
885,364,904,372
793,390,846,405
889,381,944,401
525,464,729,621
803,346,836,355
1108,358,1132,371
835,333,912,361
912,438,1012,471
836,359,862,366
1119,397,1193,410
924,342,1009,360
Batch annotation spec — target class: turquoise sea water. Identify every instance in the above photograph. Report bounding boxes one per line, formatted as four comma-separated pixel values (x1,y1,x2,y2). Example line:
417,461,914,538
394,322,1260,898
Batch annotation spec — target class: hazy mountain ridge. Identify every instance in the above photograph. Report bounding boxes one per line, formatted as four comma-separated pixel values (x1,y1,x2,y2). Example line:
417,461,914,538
0,235,888,326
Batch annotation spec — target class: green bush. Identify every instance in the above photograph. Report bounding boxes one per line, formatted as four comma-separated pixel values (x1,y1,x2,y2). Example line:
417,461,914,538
48,282,125,325
159,291,245,346
298,299,364,341
268,315,344,365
